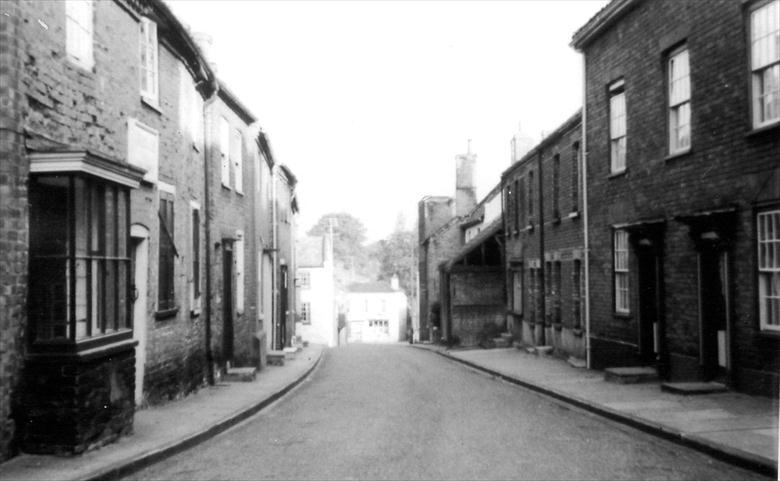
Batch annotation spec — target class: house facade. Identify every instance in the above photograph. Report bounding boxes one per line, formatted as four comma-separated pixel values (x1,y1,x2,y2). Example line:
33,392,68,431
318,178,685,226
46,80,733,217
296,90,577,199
0,0,298,461
439,185,505,347
502,112,584,361
346,280,408,343
296,235,337,347
273,165,299,350
0,0,218,458
572,0,780,396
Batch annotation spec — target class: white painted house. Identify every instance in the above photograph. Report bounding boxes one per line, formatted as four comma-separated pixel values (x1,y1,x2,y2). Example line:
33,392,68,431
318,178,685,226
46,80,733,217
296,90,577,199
346,277,408,343
296,235,337,347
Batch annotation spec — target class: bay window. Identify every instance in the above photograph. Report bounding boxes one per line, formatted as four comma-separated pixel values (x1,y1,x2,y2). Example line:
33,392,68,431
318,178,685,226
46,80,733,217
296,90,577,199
28,151,142,347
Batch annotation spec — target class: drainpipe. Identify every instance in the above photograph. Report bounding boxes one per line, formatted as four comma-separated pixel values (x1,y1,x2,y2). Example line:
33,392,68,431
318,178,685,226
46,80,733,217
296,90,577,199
537,148,546,347
271,165,278,349
581,53,592,370
202,82,219,385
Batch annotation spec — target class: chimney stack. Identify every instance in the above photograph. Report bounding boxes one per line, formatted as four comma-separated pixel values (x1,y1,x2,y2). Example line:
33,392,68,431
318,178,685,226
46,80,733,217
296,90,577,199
455,148,477,217
192,32,217,74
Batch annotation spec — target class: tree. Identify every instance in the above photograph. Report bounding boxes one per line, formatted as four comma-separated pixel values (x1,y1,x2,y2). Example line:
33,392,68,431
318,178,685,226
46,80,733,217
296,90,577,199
307,212,368,271
372,213,417,296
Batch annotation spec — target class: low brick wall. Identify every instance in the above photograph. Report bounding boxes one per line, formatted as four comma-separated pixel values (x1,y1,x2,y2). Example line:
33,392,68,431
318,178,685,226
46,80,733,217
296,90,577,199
19,344,135,455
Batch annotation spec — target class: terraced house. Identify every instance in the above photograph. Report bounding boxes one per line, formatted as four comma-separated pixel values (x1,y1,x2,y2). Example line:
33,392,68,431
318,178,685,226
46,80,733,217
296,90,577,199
572,0,780,396
0,0,297,460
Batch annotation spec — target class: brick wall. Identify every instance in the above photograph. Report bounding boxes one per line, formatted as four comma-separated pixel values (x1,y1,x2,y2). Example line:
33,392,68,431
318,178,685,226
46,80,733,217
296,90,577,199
0,0,26,461
580,0,780,395
502,114,584,360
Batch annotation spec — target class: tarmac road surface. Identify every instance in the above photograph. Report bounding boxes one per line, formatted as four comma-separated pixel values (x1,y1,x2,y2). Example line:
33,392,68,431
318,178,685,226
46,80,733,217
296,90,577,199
128,344,769,480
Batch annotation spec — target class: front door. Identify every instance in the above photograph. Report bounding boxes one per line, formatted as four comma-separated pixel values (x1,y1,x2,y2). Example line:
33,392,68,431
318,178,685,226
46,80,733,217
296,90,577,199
277,265,288,350
637,247,659,365
222,243,234,363
131,225,149,407
699,247,729,381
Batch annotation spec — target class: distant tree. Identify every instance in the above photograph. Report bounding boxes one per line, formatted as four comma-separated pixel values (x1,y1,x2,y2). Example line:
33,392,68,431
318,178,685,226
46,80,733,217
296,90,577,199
307,212,368,271
373,213,417,295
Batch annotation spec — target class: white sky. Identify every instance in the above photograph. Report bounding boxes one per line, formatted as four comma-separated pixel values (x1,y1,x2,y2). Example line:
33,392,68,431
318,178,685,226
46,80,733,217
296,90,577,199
166,0,607,242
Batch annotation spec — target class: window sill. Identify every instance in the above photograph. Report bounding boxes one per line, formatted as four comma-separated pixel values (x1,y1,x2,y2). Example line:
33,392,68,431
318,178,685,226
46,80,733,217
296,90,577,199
141,96,162,114
664,148,692,163
190,308,201,319
27,334,136,362
614,311,632,320
572,328,583,338
757,328,780,340
155,306,179,320
221,183,232,191
568,211,580,220
745,121,780,139
551,216,561,226
525,223,535,232
236,190,244,197
508,310,523,317
608,170,627,179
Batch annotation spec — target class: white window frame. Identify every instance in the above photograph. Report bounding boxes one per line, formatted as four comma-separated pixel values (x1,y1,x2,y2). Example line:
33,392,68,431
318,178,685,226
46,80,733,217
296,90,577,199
609,80,627,174
139,17,159,105
219,117,230,187
668,46,691,154
301,302,311,324
749,0,780,128
614,229,630,314
235,230,245,314
299,271,311,289
65,0,94,70
127,118,159,183
231,129,243,194
758,209,780,331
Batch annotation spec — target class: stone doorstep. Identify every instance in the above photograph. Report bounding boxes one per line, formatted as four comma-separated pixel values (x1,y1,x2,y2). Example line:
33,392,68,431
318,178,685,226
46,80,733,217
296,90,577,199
604,366,659,384
500,332,514,341
661,381,729,395
567,356,587,368
223,366,257,382
267,351,285,366
492,337,511,348
535,346,554,356
283,347,298,359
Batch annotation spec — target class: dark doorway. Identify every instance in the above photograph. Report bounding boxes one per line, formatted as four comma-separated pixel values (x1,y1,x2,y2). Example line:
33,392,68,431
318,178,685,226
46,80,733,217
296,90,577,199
277,265,288,350
699,247,728,381
637,247,659,365
222,242,234,363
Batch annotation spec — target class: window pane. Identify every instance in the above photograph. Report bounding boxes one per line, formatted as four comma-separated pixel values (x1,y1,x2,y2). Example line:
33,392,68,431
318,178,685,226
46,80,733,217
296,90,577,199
75,259,88,339
751,1,780,70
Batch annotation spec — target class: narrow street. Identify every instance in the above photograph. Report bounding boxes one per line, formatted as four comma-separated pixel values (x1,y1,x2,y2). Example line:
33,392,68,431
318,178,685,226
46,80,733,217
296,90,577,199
129,345,766,480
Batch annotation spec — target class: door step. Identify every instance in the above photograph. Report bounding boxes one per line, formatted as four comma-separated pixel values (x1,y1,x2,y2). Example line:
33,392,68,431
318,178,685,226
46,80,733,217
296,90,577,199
525,345,553,356
604,366,658,384
492,336,511,348
283,347,298,359
567,356,587,369
661,381,728,395
223,366,257,382
267,351,285,366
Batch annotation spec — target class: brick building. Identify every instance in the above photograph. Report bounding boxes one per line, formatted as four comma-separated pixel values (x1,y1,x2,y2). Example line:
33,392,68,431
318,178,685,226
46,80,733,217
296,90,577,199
502,112,584,361
0,0,217,458
273,164,299,349
0,0,297,461
296,235,337,347
205,85,262,370
572,0,780,396
418,150,480,343
439,184,505,347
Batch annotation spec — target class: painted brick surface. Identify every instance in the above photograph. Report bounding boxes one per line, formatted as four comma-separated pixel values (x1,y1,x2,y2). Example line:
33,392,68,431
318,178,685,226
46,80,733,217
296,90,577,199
579,0,780,396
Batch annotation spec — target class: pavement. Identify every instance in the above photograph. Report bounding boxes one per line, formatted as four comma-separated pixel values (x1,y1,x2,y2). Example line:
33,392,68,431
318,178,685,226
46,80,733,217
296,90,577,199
413,343,779,478
0,344,324,481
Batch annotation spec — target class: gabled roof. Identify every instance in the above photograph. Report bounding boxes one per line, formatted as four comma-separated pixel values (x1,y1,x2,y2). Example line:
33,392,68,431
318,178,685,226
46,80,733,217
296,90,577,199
444,217,503,271
570,0,642,51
